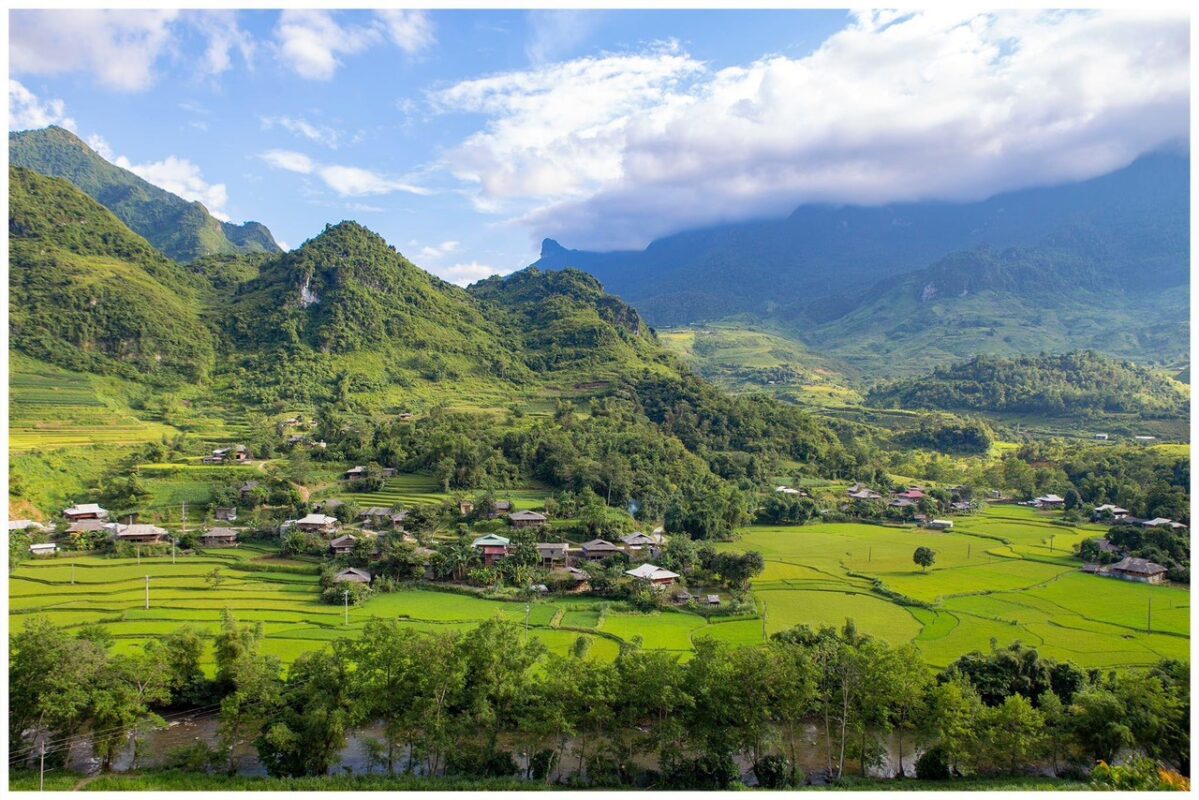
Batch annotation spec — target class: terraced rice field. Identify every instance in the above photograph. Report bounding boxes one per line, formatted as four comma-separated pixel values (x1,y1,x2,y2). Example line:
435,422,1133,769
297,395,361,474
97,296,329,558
337,474,552,510
721,505,1189,669
10,542,728,668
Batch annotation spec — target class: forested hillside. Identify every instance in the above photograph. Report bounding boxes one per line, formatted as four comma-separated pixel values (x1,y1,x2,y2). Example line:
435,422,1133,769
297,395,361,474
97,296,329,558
9,126,280,262
868,352,1189,418
8,167,215,381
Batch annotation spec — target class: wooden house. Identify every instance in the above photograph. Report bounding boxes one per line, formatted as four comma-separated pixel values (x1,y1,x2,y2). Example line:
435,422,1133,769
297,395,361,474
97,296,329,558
509,510,547,529
29,542,58,556
333,567,371,584
580,539,620,561
114,524,168,544
201,528,239,548
215,507,238,522
330,534,358,555
295,513,339,535
535,542,569,566
63,503,108,521
1109,557,1167,584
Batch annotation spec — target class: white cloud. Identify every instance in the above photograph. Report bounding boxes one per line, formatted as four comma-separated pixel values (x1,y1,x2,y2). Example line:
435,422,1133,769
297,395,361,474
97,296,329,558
435,261,512,287
415,240,460,263
317,165,430,197
260,115,342,148
8,80,76,131
188,10,255,77
86,133,114,159
259,149,316,174
431,43,703,207
9,10,251,92
115,154,231,220
376,10,436,55
435,10,1190,250
258,150,429,197
274,10,436,81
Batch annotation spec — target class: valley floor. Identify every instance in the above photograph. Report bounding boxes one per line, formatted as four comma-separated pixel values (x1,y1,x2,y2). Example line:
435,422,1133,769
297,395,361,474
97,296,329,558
10,504,1188,672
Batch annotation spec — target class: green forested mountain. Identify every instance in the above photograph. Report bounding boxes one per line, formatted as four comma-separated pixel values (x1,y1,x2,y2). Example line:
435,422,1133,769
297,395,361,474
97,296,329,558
8,166,215,381
808,234,1189,375
9,126,280,263
868,351,1190,418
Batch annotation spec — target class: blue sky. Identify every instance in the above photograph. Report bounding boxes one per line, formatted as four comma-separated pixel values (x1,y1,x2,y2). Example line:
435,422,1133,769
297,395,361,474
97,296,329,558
9,9,1189,284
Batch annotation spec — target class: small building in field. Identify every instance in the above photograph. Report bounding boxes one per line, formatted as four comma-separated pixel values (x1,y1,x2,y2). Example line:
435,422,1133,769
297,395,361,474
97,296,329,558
848,488,882,501
9,519,46,532
333,567,371,584
201,528,239,548
621,531,660,559
68,519,108,535
897,488,926,501
488,500,514,519
509,510,547,529
1092,504,1130,521
472,533,510,566
238,481,259,499
330,534,358,555
344,466,367,480
1140,517,1185,530
215,507,238,522
114,524,168,544
889,497,916,509
29,542,58,556
1094,433,1109,441
458,500,475,516
705,594,721,606
63,503,108,521
625,563,680,586
1035,494,1065,509
775,486,804,496
672,590,692,604
927,519,954,530
580,539,620,561
296,513,339,535
1134,435,1157,442
1109,557,1168,584
390,510,409,528
381,467,398,478
536,542,570,565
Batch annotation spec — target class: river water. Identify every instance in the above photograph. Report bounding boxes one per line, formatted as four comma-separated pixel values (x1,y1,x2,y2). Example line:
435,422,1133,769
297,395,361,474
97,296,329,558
59,713,919,783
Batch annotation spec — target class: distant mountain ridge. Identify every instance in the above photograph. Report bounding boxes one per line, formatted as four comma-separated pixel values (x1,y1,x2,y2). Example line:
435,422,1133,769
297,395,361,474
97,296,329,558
9,126,281,263
533,152,1188,325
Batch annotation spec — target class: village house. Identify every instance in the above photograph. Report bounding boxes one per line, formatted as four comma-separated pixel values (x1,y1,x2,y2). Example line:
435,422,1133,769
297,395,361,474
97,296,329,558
774,486,805,496
950,501,975,513
580,539,621,561
344,466,368,480
672,590,693,604
200,528,239,548
238,481,259,500
390,510,409,528
333,567,371,584
926,519,954,530
1092,504,1130,521
705,594,721,606
9,519,46,532
897,488,927,501
471,533,510,566
889,497,916,509
215,507,238,522
551,565,591,588
1109,557,1168,584
458,500,475,516
847,487,882,501
29,542,58,556
486,500,514,519
1140,517,1186,530
1094,433,1109,441
509,510,547,529
67,518,108,535
330,534,358,555
625,563,680,586
620,531,660,559
1034,494,1065,509
295,513,339,535
63,503,108,521
535,542,570,566
113,524,169,544
381,467,398,478
358,507,392,525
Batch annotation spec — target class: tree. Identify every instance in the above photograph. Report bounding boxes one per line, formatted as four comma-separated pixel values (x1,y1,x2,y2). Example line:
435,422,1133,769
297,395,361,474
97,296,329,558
913,546,936,573
1069,686,1134,763
255,649,354,777
1064,488,1082,510
205,567,225,590
980,694,1044,775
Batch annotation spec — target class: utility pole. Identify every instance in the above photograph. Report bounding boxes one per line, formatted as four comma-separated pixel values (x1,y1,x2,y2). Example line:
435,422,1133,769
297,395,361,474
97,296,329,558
181,501,187,533
1049,534,1055,552
171,537,176,565
39,737,45,792
343,590,349,626
868,546,872,563
967,543,972,559
1148,597,1152,633
71,563,75,585
136,544,141,565
145,575,150,610
524,602,531,642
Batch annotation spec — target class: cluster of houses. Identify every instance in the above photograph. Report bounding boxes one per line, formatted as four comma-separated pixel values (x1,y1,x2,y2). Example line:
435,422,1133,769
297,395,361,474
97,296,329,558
1089,504,1187,530
843,483,966,528
202,444,250,465
13,501,244,556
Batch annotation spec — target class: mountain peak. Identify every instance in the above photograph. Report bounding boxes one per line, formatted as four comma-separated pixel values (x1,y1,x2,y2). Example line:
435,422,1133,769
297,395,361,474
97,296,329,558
540,238,568,257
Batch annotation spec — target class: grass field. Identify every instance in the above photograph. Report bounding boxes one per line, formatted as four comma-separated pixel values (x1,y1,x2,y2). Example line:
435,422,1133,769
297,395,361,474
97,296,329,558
10,505,1187,672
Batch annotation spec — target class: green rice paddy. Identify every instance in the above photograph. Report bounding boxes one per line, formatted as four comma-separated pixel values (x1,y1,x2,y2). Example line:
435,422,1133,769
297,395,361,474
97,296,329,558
10,505,1188,671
